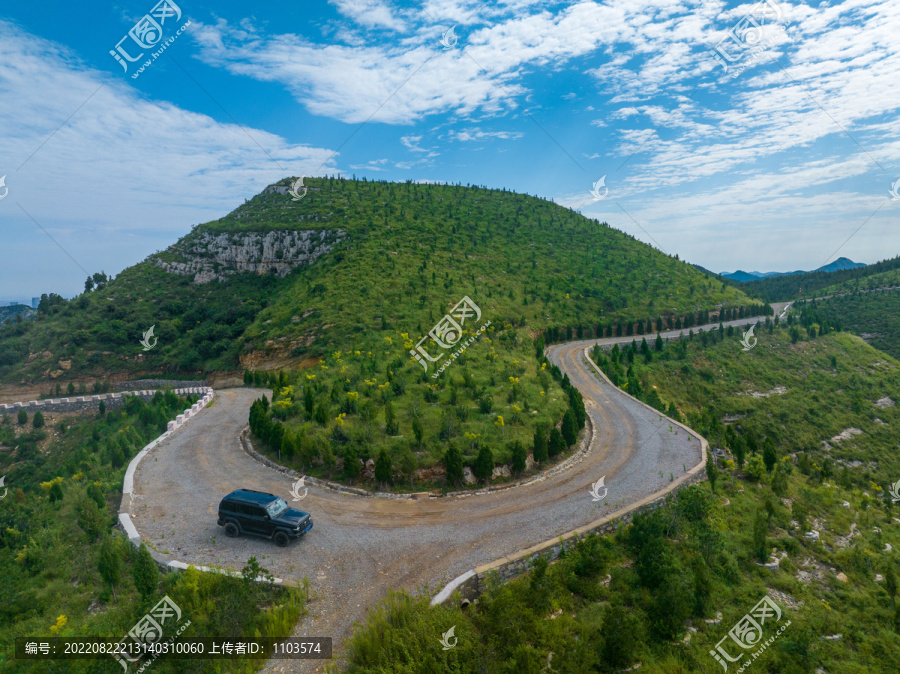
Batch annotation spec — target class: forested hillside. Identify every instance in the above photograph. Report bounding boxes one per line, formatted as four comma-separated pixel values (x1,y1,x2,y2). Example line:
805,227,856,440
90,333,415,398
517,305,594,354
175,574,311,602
344,316,900,673
741,255,900,302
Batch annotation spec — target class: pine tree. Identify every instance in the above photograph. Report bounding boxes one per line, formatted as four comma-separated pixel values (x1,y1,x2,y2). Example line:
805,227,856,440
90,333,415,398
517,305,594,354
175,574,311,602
342,447,360,482
706,455,718,493
548,427,565,458
474,445,494,482
752,508,768,561
763,439,777,473
33,411,45,428
268,421,285,452
510,440,527,474
375,449,392,486
412,415,424,446
385,402,399,435
281,431,295,461
99,535,123,600
444,445,464,486
532,426,548,462
133,544,159,600
561,410,577,447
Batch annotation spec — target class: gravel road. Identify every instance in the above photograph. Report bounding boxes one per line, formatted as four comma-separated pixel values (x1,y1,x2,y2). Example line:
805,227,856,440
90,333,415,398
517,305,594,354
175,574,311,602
129,312,784,672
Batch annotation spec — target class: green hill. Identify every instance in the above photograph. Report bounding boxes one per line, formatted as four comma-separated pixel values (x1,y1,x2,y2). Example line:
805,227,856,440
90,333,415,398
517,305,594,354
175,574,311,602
796,291,900,361
0,177,764,485
0,177,756,385
818,266,900,296
741,255,900,302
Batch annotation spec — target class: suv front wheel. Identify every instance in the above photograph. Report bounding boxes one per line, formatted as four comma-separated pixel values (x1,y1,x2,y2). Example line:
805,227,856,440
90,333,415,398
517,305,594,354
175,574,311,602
224,522,240,538
273,531,290,547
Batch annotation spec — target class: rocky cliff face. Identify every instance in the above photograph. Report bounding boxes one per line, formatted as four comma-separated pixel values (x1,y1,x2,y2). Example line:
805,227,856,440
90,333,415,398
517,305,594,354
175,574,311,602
154,229,345,284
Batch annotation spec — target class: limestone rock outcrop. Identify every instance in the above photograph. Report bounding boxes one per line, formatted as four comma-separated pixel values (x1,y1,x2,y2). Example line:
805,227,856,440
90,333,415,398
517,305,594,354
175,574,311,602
154,229,346,284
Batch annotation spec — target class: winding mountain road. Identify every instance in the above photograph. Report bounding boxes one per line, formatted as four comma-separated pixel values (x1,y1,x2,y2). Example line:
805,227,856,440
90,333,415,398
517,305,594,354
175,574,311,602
125,310,787,672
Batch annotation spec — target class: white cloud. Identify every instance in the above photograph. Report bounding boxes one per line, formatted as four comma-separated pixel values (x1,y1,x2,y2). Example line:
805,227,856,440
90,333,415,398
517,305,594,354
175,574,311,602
0,21,337,295
328,0,407,31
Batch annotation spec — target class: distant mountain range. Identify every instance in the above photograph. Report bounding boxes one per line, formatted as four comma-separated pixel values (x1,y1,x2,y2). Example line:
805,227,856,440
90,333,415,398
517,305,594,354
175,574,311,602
719,257,866,283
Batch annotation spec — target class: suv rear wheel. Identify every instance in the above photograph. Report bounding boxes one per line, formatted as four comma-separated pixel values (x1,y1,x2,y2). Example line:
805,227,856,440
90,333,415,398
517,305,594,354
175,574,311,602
273,531,290,547
224,522,240,538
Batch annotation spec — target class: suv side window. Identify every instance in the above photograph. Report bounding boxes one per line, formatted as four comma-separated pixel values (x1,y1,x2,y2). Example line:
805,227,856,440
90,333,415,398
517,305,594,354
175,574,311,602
221,501,236,513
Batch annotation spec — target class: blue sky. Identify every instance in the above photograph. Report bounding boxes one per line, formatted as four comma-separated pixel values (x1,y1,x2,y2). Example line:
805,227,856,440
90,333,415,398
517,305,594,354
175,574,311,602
1,0,898,299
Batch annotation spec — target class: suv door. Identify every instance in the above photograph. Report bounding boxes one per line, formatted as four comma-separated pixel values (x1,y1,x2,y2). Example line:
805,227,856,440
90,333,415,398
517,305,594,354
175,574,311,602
241,504,270,536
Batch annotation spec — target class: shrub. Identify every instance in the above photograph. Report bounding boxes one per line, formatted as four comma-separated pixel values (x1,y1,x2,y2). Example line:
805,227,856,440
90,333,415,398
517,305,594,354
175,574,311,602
49,481,64,503
17,409,27,425
763,439,777,473
343,447,360,482
133,543,159,600
444,445,464,486
532,425,548,462
32,411,45,428
510,440,527,474
706,455,718,493
375,449,392,486
77,497,105,540
548,427,565,458
474,446,494,482
561,409,577,447
746,455,767,483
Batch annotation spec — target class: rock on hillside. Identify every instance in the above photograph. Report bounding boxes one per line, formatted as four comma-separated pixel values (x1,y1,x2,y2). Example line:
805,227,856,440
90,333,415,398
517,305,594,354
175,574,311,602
154,229,346,283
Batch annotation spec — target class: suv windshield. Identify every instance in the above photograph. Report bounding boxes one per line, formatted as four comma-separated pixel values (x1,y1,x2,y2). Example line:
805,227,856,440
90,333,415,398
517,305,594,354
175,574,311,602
265,497,288,519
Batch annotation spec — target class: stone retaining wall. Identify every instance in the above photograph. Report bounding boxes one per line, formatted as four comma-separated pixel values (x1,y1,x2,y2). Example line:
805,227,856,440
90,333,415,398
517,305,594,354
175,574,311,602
0,387,209,416
116,379,208,390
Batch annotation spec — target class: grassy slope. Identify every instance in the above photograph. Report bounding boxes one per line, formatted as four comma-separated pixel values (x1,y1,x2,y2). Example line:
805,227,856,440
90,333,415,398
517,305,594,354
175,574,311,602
797,290,900,361
0,397,304,673
343,322,900,673
0,177,754,387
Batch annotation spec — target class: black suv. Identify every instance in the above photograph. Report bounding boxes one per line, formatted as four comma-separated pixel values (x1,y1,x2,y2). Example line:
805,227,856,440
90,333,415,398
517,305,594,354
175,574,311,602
217,489,313,547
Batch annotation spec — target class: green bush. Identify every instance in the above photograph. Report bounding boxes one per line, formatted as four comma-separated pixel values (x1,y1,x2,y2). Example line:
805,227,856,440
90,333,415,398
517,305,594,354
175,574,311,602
375,449,392,485
133,543,159,600
474,445,494,483
444,445,464,486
